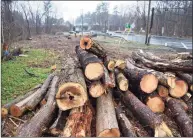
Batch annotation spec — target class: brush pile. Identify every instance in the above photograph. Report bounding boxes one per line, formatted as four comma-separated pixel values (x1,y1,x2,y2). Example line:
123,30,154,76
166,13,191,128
1,36,192,137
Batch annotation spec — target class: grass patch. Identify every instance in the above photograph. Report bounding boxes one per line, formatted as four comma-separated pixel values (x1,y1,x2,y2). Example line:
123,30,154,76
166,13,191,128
1,49,57,105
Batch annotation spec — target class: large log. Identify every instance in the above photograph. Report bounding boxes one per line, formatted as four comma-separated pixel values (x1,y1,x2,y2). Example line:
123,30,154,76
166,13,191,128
115,104,136,137
104,57,116,71
17,76,59,137
2,84,42,112
114,89,173,137
10,74,54,117
124,59,158,94
169,80,188,98
49,110,68,136
96,89,120,137
62,101,93,137
132,51,193,73
145,93,165,113
114,68,128,91
75,45,104,80
56,57,88,111
166,97,192,137
176,72,193,92
80,37,107,59
89,81,105,98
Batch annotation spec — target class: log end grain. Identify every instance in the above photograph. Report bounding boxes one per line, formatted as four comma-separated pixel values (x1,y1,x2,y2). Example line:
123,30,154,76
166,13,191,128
56,82,87,111
146,96,165,113
115,60,126,69
108,60,116,71
155,122,173,137
50,128,62,136
80,37,92,49
89,81,105,98
157,85,169,98
10,105,23,117
98,128,120,137
167,77,176,88
1,108,8,118
190,84,193,92
169,80,188,98
40,99,47,106
85,63,104,80
140,74,158,93
117,73,128,92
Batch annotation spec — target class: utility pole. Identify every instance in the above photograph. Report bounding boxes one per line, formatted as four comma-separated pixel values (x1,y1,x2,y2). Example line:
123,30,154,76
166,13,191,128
81,9,83,36
147,7,154,45
145,0,151,45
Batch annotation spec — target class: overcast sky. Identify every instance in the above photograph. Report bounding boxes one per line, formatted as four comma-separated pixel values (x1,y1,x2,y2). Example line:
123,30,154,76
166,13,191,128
18,1,154,24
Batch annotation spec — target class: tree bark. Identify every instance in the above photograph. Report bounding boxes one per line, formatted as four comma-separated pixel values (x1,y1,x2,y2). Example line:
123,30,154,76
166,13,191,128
80,37,107,59
96,89,120,137
17,76,59,137
114,68,128,91
102,66,114,88
132,51,193,73
166,97,192,137
115,104,136,137
62,101,93,137
89,81,105,98
75,45,104,80
114,89,173,137
56,57,88,111
109,71,116,88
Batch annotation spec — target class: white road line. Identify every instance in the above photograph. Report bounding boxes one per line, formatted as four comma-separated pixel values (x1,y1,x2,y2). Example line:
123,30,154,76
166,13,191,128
181,42,188,49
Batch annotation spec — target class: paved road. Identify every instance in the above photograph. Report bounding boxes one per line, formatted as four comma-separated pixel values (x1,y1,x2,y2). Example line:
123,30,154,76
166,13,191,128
110,32,192,50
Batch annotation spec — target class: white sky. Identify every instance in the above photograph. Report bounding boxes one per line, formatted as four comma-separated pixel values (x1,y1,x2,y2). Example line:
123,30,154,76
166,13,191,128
17,1,155,24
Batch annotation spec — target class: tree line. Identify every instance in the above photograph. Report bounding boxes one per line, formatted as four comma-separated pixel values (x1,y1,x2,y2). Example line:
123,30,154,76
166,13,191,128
75,1,192,37
1,0,72,45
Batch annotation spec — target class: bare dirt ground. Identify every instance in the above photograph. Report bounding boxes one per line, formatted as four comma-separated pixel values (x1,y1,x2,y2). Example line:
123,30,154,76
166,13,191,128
2,34,190,137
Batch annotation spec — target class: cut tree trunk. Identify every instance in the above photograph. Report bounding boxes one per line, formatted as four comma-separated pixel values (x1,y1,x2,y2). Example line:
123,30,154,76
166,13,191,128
2,84,42,110
132,51,193,73
10,88,41,117
176,72,193,92
157,85,169,98
166,97,192,137
115,68,128,91
109,72,116,88
80,37,107,59
49,110,68,136
25,74,54,110
17,76,59,137
124,59,158,94
1,108,8,118
114,89,173,137
75,45,104,80
169,80,188,98
89,81,105,98
56,57,88,111
102,66,114,88
115,59,126,69
104,57,116,71
96,89,120,137
145,93,165,113
115,104,136,137
62,101,93,137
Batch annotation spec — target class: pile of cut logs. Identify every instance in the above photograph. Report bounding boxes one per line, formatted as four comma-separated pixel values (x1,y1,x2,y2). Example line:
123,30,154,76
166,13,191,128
1,37,193,137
